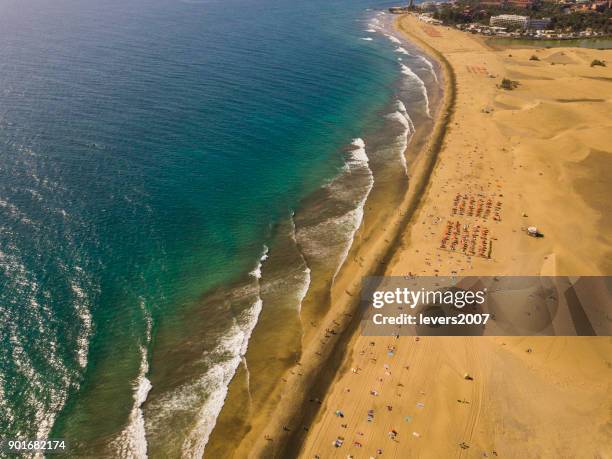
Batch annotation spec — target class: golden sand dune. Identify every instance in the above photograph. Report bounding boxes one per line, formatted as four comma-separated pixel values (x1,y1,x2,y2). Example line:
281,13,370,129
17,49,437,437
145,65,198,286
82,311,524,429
297,15,612,458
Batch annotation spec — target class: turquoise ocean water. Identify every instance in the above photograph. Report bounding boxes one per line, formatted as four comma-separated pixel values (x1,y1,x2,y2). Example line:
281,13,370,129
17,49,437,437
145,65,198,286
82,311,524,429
0,0,438,455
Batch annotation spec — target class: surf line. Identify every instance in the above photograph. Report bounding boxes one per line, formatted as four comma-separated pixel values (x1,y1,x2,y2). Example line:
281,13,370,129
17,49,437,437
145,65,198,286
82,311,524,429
331,138,374,286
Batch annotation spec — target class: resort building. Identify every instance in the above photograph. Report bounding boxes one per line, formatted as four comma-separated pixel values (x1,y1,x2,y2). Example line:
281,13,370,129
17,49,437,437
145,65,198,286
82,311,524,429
489,14,551,29
489,14,529,28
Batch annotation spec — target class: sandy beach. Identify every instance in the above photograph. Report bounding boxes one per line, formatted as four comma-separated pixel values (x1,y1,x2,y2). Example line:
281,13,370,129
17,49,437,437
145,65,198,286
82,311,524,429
223,14,455,457
295,14,612,458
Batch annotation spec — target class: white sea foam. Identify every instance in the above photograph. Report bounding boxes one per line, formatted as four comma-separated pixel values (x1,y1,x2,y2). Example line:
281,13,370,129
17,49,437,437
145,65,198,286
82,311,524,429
387,111,411,132
111,301,152,459
386,99,418,176
295,266,311,313
113,245,268,459
331,139,374,281
144,320,257,459
397,100,416,132
331,207,365,282
250,246,269,280
295,138,374,282
417,55,438,83
181,297,263,458
349,138,368,163
360,37,373,41
387,113,411,177
394,48,438,83
385,34,401,44
401,64,431,118
179,246,268,457
289,212,312,314
112,347,152,458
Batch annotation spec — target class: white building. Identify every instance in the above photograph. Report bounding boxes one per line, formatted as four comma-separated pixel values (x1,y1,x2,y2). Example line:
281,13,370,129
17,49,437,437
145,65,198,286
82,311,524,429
490,14,529,29
490,14,551,30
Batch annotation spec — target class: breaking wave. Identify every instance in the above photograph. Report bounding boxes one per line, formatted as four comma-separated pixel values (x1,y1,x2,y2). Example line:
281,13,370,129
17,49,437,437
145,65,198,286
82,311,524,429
331,138,374,281
140,245,269,458
386,100,416,176
111,301,153,459
417,55,438,83
394,48,438,83
289,212,312,314
385,34,401,44
181,297,263,458
401,64,431,118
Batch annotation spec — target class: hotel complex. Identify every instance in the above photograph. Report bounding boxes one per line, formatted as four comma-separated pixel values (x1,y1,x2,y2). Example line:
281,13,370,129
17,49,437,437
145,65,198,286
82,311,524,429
489,14,552,29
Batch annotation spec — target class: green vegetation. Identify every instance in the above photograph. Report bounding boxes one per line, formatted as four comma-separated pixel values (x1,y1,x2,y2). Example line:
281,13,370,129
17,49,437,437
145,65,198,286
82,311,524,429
549,10,611,34
432,1,612,34
590,59,606,67
500,78,520,90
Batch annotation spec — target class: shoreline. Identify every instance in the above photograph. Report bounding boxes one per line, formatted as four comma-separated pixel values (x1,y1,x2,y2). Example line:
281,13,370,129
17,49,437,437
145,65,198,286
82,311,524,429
299,13,611,458
232,16,457,458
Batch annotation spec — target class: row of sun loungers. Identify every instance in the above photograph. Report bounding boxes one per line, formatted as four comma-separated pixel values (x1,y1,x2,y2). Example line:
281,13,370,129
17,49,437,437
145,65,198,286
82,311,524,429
439,220,491,258
451,193,501,221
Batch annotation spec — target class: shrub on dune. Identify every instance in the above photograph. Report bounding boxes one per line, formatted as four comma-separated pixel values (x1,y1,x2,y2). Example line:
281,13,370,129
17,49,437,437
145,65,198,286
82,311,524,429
499,78,520,90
